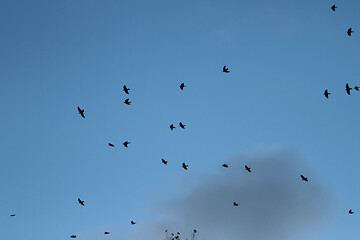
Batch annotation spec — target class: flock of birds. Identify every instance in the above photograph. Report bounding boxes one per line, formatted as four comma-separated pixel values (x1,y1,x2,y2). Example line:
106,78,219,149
8,3,357,240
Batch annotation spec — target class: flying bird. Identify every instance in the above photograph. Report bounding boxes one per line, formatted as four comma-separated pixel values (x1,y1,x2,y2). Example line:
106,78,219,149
233,202,239,206
331,5,337,11
349,209,354,214
300,175,308,182
324,89,330,99
124,98,131,105
182,162,188,170
180,83,186,90
222,164,228,168
78,198,84,206
162,158,168,165
104,232,110,234
355,86,359,91
346,83,352,95
123,141,130,148
170,124,175,130
347,28,354,36
108,143,114,147
179,122,185,129
131,221,136,225
77,107,85,118
10,214,15,217
194,229,197,233
70,235,77,238
245,165,251,172
223,65,230,73
123,85,130,94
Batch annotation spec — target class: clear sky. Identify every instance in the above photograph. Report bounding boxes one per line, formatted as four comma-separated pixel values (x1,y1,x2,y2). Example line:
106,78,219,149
0,0,359,239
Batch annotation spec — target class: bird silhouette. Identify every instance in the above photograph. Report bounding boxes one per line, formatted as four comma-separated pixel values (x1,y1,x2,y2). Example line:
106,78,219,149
300,175,308,181
170,124,175,130
162,158,168,165
233,202,239,206
180,83,186,90
331,5,337,11
78,198,84,206
77,107,85,118
347,28,354,36
123,141,130,148
124,98,131,105
324,89,330,99
179,122,185,129
131,221,136,225
70,235,77,238
182,162,188,170
223,65,230,73
10,214,15,217
108,143,114,147
346,83,352,95
104,232,110,234
222,164,228,168
355,86,359,91
349,209,354,214
194,229,197,233
123,85,130,94
245,165,251,172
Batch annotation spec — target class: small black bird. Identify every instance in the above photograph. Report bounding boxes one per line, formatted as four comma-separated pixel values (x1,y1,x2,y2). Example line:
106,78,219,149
223,65,230,73
131,221,136,225
108,143,114,147
245,165,251,172
123,85,130,94
346,83,352,95
182,162,188,170
124,98,131,105
194,229,197,233
324,89,330,99
77,107,85,118
347,28,354,36
179,122,185,129
162,158,168,165
104,232,110,234
301,175,308,182
78,198,84,206
123,141,130,148
170,124,175,130
222,164,228,168
331,5,337,11
10,214,15,217
349,209,354,214
355,86,359,91
233,202,239,206
180,83,186,90
70,235,77,238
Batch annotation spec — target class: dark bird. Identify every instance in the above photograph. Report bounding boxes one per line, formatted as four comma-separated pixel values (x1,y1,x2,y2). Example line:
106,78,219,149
162,158,168,165
180,83,186,90
233,202,239,206
331,5,337,11
108,143,114,147
355,86,359,91
324,89,330,99
349,209,354,214
170,124,175,130
194,229,197,233
104,232,110,234
300,175,308,182
182,162,188,170
70,235,77,238
347,28,354,36
124,98,131,105
77,107,85,118
123,141,130,148
223,65,230,73
245,165,251,172
10,214,15,217
78,198,84,206
179,122,185,129
346,83,352,95
222,164,228,168
123,85,130,94
131,221,136,225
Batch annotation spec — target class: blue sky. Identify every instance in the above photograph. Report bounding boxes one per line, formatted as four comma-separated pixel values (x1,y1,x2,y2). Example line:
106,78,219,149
0,0,360,239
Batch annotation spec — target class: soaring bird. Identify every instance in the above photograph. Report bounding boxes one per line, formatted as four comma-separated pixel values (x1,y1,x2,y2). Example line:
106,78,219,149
300,175,308,182
222,164,228,168
78,198,85,206
104,232,110,234
123,141,130,148
182,162,188,170
346,83,352,95
77,107,85,118
70,235,77,238
131,221,136,225
355,86,359,91
331,5,337,11
108,143,114,147
170,124,175,130
124,98,131,105
347,28,354,36
349,209,354,214
179,122,185,129
123,85,130,94
10,214,15,217
223,65,230,73
324,89,330,99
162,158,168,165
180,83,186,90
245,165,251,172
233,202,239,206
